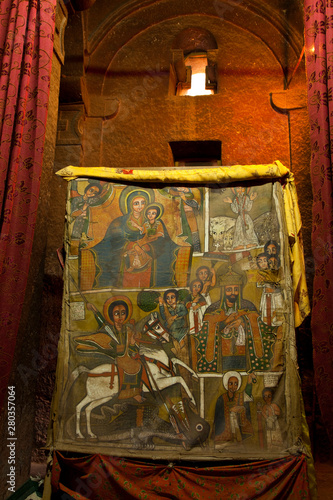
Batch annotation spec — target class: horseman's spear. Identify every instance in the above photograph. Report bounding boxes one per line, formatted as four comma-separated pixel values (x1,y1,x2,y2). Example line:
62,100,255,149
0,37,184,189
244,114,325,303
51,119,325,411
68,275,120,345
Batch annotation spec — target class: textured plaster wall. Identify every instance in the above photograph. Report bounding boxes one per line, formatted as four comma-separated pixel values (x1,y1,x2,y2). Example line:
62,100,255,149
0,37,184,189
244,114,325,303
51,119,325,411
79,8,312,297
83,17,291,168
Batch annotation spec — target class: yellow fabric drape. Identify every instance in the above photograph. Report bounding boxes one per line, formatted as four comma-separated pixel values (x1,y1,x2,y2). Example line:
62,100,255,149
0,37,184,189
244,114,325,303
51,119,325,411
283,173,311,327
56,160,289,183
56,161,310,326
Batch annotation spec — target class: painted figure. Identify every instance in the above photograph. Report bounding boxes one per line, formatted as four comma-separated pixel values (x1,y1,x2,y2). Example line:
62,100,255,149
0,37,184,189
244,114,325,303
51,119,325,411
224,187,259,250
73,311,205,443
195,266,216,311
264,240,280,258
142,204,165,239
223,229,234,250
124,203,165,273
257,387,284,450
165,186,201,252
256,253,269,270
268,255,280,271
258,284,284,326
76,296,152,403
184,279,207,369
196,268,277,373
91,189,149,287
70,182,102,241
185,279,207,336
92,191,179,288
257,243,284,326
158,289,188,343
214,371,254,446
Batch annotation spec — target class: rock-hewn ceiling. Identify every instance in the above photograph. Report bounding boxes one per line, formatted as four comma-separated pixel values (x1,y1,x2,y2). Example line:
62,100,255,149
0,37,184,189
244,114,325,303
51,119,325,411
62,0,304,103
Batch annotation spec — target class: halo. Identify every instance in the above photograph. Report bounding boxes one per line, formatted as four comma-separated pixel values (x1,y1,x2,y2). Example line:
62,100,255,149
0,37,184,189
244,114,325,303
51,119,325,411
222,371,242,391
103,295,133,324
144,202,164,220
119,186,154,215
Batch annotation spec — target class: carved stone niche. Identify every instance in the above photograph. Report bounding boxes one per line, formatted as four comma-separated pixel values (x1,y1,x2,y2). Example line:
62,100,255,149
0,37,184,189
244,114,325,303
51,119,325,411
169,27,218,95
57,104,84,146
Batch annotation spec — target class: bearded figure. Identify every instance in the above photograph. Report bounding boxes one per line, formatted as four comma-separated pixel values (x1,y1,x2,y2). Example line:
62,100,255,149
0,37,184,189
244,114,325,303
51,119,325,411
196,268,277,373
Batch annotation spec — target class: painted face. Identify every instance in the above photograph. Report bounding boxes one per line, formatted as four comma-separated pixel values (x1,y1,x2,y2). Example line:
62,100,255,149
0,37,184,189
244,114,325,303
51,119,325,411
191,280,203,296
166,293,177,306
223,232,233,249
268,257,279,270
257,256,268,269
225,285,239,303
236,187,246,195
197,268,209,282
112,305,127,330
228,376,239,393
263,390,273,403
147,209,158,222
86,186,100,197
266,244,277,255
132,196,146,213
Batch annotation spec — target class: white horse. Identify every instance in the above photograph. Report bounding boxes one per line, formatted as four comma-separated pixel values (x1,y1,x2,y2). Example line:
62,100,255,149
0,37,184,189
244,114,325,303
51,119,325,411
72,313,198,439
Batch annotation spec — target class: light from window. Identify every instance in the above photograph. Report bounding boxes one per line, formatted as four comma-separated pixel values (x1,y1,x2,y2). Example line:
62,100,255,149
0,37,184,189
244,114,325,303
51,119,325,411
177,53,214,96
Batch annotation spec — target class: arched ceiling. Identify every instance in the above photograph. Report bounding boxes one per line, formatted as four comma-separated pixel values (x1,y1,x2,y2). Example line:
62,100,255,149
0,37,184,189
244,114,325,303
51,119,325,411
61,0,305,104
82,0,304,70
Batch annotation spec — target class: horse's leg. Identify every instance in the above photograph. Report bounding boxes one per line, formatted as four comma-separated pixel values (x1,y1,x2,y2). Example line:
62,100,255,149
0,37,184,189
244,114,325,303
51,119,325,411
171,358,198,379
155,376,196,406
85,395,114,439
76,394,93,439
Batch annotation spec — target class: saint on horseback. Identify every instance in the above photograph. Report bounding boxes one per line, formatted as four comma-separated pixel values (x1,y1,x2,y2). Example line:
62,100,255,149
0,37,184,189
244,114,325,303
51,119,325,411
69,295,209,449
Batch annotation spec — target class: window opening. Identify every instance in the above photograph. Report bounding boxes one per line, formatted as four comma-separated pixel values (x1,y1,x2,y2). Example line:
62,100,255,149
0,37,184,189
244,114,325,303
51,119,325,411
177,53,214,96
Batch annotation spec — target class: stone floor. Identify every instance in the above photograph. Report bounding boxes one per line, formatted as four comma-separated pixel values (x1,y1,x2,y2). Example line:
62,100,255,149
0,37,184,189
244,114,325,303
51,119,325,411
315,461,333,499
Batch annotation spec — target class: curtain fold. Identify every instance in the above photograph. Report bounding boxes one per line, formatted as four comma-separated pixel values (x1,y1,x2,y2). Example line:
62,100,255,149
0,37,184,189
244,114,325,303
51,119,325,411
0,0,57,409
51,452,311,500
304,1,333,448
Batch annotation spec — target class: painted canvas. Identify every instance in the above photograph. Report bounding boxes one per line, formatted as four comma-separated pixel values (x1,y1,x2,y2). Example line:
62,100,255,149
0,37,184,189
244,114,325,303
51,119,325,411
50,176,306,459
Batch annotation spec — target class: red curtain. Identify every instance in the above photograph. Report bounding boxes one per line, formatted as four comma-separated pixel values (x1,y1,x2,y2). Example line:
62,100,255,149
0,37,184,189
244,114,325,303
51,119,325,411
304,0,333,443
52,452,310,499
304,1,333,448
0,0,57,409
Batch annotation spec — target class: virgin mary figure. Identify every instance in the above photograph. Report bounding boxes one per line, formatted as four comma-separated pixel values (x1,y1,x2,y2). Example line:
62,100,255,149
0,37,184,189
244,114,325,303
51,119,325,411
91,188,179,288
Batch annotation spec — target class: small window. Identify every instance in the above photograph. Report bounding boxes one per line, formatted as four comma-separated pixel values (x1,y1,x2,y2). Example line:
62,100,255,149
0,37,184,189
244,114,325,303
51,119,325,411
177,53,214,96
169,28,218,96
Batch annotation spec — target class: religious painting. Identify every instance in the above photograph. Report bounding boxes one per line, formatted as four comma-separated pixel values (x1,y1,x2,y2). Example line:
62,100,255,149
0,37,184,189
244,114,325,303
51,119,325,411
50,176,303,459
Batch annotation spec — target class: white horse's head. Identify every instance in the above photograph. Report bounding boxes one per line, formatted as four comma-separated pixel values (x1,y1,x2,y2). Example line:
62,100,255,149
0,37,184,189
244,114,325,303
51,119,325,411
143,313,170,342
